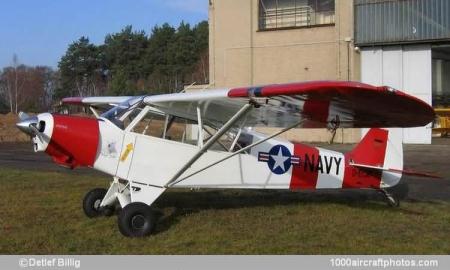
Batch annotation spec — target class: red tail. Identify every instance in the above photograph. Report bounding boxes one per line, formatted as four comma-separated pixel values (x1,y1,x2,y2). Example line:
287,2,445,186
348,129,389,167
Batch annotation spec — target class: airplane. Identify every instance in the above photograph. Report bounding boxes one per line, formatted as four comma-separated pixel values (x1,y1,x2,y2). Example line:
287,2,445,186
16,80,436,237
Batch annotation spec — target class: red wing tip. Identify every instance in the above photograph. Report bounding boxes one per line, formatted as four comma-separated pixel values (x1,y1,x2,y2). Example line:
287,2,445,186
384,87,436,120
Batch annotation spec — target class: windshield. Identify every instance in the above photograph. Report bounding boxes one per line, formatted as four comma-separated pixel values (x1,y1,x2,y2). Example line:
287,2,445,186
101,96,145,129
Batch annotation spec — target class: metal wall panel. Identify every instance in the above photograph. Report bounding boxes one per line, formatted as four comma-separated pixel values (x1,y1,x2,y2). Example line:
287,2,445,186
360,45,432,144
355,0,450,46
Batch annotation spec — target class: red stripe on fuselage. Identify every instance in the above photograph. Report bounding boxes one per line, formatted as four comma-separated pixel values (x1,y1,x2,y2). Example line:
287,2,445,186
290,143,319,189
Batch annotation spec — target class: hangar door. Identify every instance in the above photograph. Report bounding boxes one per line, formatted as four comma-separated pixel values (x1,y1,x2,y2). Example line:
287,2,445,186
361,45,432,144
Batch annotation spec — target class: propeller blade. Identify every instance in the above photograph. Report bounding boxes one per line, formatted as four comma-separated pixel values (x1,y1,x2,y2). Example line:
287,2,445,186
29,124,41,135
18,111,30,121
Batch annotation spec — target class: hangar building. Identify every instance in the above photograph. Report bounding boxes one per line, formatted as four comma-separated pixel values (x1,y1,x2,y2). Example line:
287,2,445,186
356,0,450,144
207,0,450,144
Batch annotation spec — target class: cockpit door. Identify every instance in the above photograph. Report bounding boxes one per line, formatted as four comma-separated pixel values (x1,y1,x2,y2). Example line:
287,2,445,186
116,132,137,181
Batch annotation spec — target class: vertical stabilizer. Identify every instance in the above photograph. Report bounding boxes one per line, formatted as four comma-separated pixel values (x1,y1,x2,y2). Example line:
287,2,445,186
350,128,403,188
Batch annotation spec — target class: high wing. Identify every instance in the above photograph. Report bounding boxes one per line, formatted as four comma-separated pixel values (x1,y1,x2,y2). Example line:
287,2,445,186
62,96,134,107
61,81,435,129
142,81,435,129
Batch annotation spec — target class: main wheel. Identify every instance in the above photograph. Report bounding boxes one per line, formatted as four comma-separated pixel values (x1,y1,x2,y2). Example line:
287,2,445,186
118,202,156,237
83,188,112,218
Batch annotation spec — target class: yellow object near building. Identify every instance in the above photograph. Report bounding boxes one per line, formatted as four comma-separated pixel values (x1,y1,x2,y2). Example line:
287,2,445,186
433,108,450,137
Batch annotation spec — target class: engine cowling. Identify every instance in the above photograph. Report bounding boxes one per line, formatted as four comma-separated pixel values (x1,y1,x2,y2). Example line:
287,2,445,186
46,114,99,169
17,113,100,169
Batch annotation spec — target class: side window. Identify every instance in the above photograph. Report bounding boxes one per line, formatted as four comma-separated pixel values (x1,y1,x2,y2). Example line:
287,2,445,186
128,107,250,152
121,108,143,130
131,110,166,137
165,119,189,142
130,109,194,145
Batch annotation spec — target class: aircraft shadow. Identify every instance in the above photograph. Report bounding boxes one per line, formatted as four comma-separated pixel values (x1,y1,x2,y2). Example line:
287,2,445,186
153,181,423,234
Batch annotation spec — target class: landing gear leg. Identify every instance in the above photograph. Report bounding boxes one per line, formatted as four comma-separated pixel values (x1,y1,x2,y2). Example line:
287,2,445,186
327,115,340,144
112,182,166,237
380,189,400,207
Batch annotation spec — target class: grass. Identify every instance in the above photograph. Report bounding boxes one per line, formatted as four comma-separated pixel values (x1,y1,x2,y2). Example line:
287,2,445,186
0,168,449,254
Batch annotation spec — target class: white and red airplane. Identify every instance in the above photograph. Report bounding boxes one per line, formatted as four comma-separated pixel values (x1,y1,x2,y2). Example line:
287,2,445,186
16,81,436,237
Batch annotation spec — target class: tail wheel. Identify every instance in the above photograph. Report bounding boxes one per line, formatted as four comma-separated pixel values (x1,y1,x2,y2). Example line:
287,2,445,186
386,195,400,207
118,202,156,237
83,188,112,218
381,189,400,207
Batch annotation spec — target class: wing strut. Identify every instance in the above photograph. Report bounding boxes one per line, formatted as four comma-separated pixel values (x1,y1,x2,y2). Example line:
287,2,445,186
89,106,100,118
203,127,229,151
196,106,204,147
167,119,304,187
164,103,254,187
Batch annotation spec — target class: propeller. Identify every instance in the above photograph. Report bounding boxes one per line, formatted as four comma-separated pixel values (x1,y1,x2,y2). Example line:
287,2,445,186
18,111,31,121
16,112,39,136
16,112,53,153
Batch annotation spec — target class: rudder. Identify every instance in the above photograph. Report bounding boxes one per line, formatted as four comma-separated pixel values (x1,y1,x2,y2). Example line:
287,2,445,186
349,128,403,188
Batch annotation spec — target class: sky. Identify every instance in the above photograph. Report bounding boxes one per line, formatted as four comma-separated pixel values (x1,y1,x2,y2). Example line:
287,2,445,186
0,0,208,69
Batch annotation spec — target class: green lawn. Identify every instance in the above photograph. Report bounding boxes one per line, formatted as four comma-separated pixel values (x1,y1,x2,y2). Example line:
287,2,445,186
0,168,449,254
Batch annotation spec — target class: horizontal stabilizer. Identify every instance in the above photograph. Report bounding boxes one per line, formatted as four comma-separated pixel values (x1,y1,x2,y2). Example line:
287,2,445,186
349,162,441,179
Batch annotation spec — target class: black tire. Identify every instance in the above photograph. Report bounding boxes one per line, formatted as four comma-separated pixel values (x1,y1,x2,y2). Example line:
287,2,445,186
385,180,409,200
118,202,156,237
386,195,400,207
381,190,400,207
102,205,115,217
83,188,107,218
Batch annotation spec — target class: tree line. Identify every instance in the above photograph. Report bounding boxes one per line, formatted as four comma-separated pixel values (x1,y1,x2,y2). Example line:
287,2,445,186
0,21,208,114
0,55,57,114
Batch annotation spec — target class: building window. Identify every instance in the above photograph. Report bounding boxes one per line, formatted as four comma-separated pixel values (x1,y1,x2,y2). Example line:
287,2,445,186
259,0,335,30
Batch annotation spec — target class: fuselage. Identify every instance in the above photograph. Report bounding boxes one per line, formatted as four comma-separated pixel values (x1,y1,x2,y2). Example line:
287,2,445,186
30,113,401,191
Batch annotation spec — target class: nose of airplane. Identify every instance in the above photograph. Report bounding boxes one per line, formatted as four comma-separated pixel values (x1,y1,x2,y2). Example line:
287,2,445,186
16,112,54,152
16,112,99,168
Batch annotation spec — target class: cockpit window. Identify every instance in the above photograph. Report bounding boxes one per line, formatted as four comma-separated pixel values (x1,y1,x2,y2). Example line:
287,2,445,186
131,108,196,144
101,96,145,129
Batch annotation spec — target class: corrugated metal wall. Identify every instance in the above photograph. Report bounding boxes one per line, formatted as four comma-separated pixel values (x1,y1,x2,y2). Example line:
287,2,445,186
355,0,450,46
